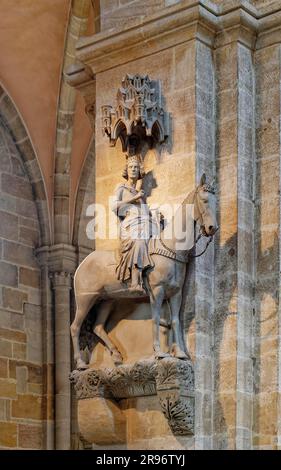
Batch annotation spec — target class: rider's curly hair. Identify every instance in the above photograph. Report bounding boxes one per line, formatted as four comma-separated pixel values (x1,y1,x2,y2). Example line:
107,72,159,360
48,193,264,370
122,155,145,180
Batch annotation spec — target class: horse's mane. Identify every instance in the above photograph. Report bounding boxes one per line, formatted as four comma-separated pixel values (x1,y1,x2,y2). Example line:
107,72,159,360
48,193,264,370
182,188,196,206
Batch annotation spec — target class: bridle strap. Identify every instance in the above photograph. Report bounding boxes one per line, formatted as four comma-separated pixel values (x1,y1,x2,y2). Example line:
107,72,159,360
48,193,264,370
190,232,213,258
151,188,216,262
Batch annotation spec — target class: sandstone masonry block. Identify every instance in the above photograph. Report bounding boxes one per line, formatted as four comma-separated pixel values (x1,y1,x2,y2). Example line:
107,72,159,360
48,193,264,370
0,328,26,343
19,227,39,247
0,358,8,378
27,383,42,395
3,240,38,268
15,198,37,220
16,366,28,394
0,261,18,287
18,424,42,449
0,379,17,399
0,421,17,447
0,399,6,420
16,138,35,162
0,147,11,172
28,365,42,384
1,173,33,201
19,267,40,289
12,343,26,360
12,394,43,420
0,338,12,357
2,287,28,312
11,156,25,177
0,210,18,241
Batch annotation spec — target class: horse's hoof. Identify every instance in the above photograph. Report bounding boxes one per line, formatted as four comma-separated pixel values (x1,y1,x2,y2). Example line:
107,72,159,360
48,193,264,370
76,359,89,370
154,351,170,360
175,352,190,360
111,351,123,366
171,349,190,360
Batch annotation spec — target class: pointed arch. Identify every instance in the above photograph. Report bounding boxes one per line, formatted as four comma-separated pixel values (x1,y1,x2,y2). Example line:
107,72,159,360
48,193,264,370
0,85,51,245
72,137,95,260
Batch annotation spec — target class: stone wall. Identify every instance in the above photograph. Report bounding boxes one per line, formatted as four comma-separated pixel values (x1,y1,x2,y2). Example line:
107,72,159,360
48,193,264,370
254,44,280,450
1,0,281,450
69,0,281,450
91,41,197,372
0,123,44,449
100,0,181,31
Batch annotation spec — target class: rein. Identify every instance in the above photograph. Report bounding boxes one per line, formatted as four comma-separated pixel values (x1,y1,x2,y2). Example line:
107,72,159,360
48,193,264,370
152,186,216,262
189,231,214,258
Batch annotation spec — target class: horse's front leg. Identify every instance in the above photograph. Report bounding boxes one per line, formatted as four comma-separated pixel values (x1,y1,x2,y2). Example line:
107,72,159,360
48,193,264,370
169,291,189,360
71,293,99,369
93,300,123,366
150,286,169,359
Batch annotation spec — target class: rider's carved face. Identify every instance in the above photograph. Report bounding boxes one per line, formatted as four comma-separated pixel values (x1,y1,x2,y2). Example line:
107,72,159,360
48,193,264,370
127,161,140,180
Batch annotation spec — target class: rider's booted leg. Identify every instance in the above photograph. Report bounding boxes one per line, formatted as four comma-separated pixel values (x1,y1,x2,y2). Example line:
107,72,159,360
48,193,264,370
129,267,146,294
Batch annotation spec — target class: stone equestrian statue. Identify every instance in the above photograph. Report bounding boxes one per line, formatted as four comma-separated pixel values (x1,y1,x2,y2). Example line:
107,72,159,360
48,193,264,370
70,158,218,369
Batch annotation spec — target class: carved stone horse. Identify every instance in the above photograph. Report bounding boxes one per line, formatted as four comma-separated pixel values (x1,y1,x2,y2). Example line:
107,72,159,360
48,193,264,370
71,174,217,369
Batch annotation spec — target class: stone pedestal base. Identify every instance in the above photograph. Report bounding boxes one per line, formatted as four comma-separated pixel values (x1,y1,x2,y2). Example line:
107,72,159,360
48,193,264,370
70,358,194,449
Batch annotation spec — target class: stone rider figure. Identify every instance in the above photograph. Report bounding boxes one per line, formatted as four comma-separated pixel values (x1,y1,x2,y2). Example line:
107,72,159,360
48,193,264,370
111,155,155,294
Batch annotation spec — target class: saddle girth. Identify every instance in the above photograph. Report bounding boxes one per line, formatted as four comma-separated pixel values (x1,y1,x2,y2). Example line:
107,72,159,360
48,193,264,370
148,237,190,264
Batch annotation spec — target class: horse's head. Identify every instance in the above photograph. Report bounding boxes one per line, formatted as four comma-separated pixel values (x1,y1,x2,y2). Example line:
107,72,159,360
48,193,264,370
194,173,218,237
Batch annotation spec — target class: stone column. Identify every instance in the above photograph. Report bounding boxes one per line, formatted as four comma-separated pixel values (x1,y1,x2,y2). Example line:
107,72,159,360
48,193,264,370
254,42,281,450
50,271,72,450
36,246,55,450
49,244,77,450
214,27,256,449
194,39,216,449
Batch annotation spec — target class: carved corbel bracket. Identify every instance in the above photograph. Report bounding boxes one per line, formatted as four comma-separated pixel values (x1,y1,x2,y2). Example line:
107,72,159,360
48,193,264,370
70,357,194,436
156,358,194,436
70,368,107,399
101,74,169,153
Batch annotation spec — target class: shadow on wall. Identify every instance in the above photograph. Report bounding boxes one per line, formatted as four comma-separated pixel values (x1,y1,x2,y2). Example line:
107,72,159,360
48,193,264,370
211,227,278,449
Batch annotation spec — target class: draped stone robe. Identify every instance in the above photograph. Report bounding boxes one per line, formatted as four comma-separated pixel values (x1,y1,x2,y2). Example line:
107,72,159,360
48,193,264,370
112,183,156,282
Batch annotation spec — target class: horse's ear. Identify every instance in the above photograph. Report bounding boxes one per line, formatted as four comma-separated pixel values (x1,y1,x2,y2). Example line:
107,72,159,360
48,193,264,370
200,173,206,186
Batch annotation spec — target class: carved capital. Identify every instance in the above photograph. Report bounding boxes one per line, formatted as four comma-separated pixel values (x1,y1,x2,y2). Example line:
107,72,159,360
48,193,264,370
48,243,77,276
50,271,72,289
35,244,78,277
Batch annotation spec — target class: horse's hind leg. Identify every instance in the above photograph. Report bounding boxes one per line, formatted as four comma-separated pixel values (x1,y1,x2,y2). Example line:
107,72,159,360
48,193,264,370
70,293,99,369
93,300,123,366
